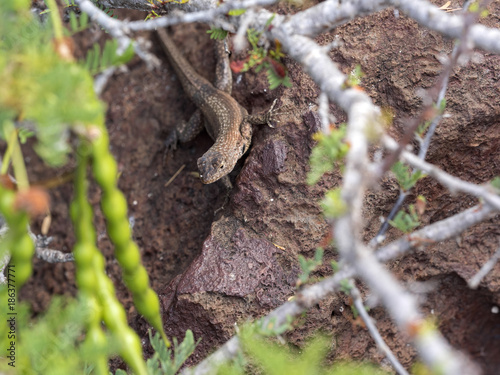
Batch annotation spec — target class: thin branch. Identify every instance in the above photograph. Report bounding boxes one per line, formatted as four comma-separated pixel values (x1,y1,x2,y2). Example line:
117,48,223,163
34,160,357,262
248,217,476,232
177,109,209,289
75,0,130,51
126,0,277,32
376,203,494,263
36,247,75,262
94,67,117,95
370,191,408,247
94,0,216,12
31,232,75,263
353,244,479,374
392,0,500,54
318,92,331,135
468,244,500,289
398,145,500,210
233,8,256,53
350,284,410,375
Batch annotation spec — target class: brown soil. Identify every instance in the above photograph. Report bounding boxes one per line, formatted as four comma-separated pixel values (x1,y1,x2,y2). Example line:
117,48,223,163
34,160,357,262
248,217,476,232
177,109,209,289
18,1,500,374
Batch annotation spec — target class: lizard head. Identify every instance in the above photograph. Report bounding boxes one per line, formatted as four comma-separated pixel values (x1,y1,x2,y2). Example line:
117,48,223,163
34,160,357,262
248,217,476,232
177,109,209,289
197,135,252,184
197,147,240,184
197,120,253,184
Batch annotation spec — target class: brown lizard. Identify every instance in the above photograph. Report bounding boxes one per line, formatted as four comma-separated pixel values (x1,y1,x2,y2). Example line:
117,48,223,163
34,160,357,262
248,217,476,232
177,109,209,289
157,28,275,184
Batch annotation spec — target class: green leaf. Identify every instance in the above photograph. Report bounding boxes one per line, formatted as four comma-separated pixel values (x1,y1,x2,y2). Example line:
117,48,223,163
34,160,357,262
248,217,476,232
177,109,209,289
172,330,197,374
240,331,390,375
265,14,276,28
266,68,292,90
340,279,353,294
391,161,425,191
416,120,431,137
321,188,348,219
146,330,198,375
438,97,446,113
297,248,324,285
0,1,106,166
69,11,78,31
82,39,134,76
206,28,228,40
18,128,35,144
307,125,348,185
114,42,135,66
331,260,340,272
389,204,420,233
0,294,114,374
228,8,246,16
247,28,261,49
345,64,364,87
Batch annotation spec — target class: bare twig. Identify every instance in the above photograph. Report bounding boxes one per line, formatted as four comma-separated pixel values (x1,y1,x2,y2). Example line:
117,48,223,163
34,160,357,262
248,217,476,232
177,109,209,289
36,247,75,263
397,145,500,210
376,204,493,263
392,0,500,54
126,0,276,32
233,8,256,53
94,66,117,95
468,244,500,289
350,284,410,375
318,92,331,134
31,233,75,263
164,164,186,188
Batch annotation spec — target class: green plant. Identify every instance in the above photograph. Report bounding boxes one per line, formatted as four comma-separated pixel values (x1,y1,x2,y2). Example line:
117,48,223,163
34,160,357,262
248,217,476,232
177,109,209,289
391,161,425,192
415,99,446,137
389,204,420,233
207,28,229,40
83,39,135,75
242,28,292,90
234,329,389,375
0,295,113,375
342,64,365,89
68,10,90,33
0,1,171,372
320,188,348,219
297,247,324,286
307,125,349,185
141,330,198,375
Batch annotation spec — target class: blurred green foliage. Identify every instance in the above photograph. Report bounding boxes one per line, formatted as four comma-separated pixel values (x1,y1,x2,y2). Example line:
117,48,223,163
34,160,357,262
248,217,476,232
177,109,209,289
0,0,105,166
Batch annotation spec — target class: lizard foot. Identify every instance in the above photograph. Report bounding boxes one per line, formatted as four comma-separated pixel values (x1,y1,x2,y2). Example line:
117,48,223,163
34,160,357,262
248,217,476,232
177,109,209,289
263,98,278,128
247,98,281,128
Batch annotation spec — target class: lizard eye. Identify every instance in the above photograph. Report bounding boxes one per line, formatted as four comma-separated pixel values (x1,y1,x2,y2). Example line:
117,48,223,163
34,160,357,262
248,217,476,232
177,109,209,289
212,160,224,170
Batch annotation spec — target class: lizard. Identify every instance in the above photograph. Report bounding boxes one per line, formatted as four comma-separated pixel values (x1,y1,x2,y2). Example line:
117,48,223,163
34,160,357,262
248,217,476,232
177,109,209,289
157,27,275,184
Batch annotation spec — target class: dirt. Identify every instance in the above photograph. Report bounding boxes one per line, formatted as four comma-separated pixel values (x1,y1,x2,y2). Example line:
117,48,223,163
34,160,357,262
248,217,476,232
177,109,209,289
17,0,500,374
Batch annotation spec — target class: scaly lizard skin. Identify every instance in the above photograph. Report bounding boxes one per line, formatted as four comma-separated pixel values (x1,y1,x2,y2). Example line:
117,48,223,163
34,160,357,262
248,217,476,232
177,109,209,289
157,28,258,184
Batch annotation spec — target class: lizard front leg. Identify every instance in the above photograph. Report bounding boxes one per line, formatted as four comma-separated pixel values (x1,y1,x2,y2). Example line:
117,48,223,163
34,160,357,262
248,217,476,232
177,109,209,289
246,99,279,128
164,109,204,151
